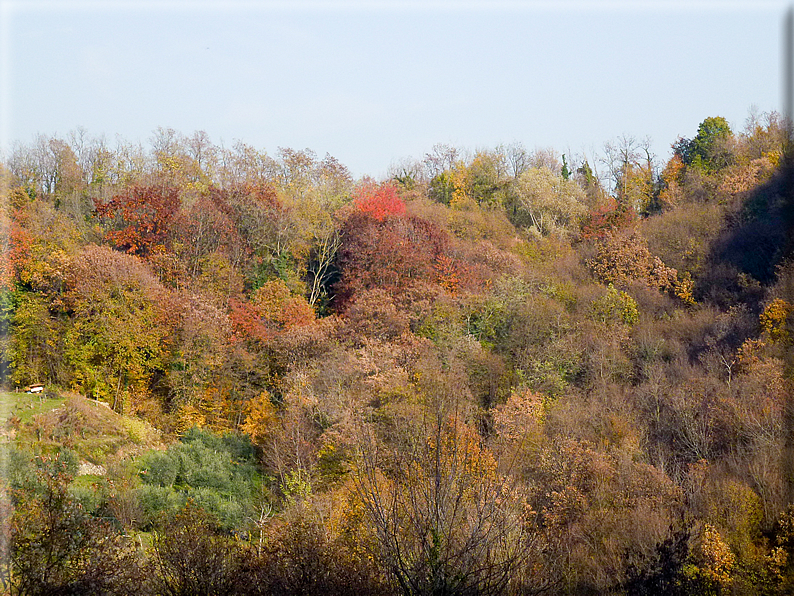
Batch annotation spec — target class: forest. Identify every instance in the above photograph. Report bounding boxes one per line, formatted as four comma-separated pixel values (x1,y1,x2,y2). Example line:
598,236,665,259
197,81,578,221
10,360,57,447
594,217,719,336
0,110,792,595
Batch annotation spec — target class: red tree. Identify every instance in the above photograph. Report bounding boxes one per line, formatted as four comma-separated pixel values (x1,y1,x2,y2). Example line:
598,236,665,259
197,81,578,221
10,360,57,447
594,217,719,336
353,181,406,221
94,185,180,256
579,197,637,240
334,206,450,309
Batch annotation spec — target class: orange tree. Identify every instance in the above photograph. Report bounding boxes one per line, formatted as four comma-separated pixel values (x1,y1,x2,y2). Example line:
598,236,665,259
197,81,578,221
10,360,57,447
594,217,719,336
94,184,180,257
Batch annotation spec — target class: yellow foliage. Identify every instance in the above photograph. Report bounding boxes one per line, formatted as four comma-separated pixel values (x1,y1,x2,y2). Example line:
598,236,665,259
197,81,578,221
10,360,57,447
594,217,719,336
240,391,278,445
735,338,765,372
446,161,480,210
760,298,791,343
176,402,207,433
658,154,685,211
673,271,696,306
175,386,239,434
493,388,545,446
697,524,736,589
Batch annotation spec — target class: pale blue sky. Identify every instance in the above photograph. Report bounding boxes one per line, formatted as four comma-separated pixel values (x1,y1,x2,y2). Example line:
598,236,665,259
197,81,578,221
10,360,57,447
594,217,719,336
1,0,790,178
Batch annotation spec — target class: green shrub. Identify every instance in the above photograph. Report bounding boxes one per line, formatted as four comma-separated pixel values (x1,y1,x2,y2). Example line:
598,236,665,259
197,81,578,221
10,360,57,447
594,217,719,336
138,450,178,487
68,480,104,514
137,485,186,528
134,428,260,531
172,442,234,492
590,284,640,326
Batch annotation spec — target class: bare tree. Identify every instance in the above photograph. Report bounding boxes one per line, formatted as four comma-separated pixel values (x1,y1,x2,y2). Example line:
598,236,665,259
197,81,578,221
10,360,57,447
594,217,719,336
354,396,535,596
601,135,656,213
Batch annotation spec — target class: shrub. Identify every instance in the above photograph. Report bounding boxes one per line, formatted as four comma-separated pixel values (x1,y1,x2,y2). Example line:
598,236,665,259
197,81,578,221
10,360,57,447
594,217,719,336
590,284,640,326
138,450,178,487
136,428,260,531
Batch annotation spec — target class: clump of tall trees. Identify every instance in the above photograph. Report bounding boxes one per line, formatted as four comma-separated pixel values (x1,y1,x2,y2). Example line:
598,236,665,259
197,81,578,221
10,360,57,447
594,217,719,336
2,111,794,594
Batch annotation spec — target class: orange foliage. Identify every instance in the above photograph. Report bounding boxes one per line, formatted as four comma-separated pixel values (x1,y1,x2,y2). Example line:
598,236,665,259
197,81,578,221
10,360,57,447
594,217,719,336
588,230,678,292
228,298,269,344
94,185,180,256
240,390,279,444
229,280,316,344
433,254,465,297
251,279,315,330
579,198,637,240
5,216,34,290
658,154,686,210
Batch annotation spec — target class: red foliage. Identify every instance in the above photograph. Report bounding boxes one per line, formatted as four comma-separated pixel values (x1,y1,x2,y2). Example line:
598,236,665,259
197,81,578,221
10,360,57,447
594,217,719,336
334,211,450,308
353,181,406,221
239,182,281,210
228,298,269,344
579,198,637,240
171,193,239,273
94,185,180,256
4,217,34,290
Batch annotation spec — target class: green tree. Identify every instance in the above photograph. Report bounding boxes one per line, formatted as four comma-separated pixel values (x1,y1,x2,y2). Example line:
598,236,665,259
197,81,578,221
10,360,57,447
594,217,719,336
676,116,734,173
62,245,172,412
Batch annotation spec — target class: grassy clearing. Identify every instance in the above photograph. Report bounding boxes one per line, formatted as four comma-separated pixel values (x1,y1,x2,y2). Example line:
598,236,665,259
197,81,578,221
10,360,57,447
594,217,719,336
0,391,66,424
1,391,165,463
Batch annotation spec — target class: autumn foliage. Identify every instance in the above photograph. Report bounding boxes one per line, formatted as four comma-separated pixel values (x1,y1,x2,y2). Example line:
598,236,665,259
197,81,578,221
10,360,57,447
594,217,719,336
94,184,180,256
4,115,794,595
579,197,637,240
353,181,406,221
334,204,451,307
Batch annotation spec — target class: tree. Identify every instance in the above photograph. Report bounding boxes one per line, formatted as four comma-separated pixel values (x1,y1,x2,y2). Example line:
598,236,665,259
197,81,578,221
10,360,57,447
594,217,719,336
513,167,587,237
587,230,679,293
354,408,532,596
171,193,237,279
561,154,571,180
63,245,172,412
333,199,451,308
675,116,734,173
150,502,246,596
94,184,180,257
353,181,406,221
5,453,143,596
166,294,231,411
602,135,656,214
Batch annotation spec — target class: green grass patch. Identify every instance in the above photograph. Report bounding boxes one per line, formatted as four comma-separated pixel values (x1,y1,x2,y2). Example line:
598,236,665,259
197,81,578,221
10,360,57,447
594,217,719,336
2,391,165,464
0,391,66,424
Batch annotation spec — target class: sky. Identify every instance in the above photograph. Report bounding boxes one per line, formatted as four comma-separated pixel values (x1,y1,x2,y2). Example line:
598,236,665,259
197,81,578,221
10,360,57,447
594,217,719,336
1,0,791,178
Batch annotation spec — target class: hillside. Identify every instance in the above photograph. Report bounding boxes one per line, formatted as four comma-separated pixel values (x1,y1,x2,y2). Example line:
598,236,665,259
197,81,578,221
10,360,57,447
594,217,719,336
1,113,793,595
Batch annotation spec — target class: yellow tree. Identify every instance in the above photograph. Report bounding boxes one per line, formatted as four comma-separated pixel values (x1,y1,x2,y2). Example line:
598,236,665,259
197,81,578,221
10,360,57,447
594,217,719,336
513,167,588,238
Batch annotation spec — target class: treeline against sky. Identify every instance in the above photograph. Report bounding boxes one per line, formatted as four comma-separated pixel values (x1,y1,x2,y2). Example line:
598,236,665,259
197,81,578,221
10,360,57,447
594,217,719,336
1,110,794,595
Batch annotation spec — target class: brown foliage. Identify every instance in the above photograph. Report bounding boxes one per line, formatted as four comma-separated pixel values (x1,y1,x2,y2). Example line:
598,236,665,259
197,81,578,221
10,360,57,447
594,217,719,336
528,438,685,592
150,502,246,595
588,230,678,292
255,502,388,596
8,453,146,596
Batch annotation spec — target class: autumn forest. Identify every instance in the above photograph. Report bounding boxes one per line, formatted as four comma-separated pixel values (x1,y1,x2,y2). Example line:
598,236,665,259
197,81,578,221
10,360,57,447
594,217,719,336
1,111,793,595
